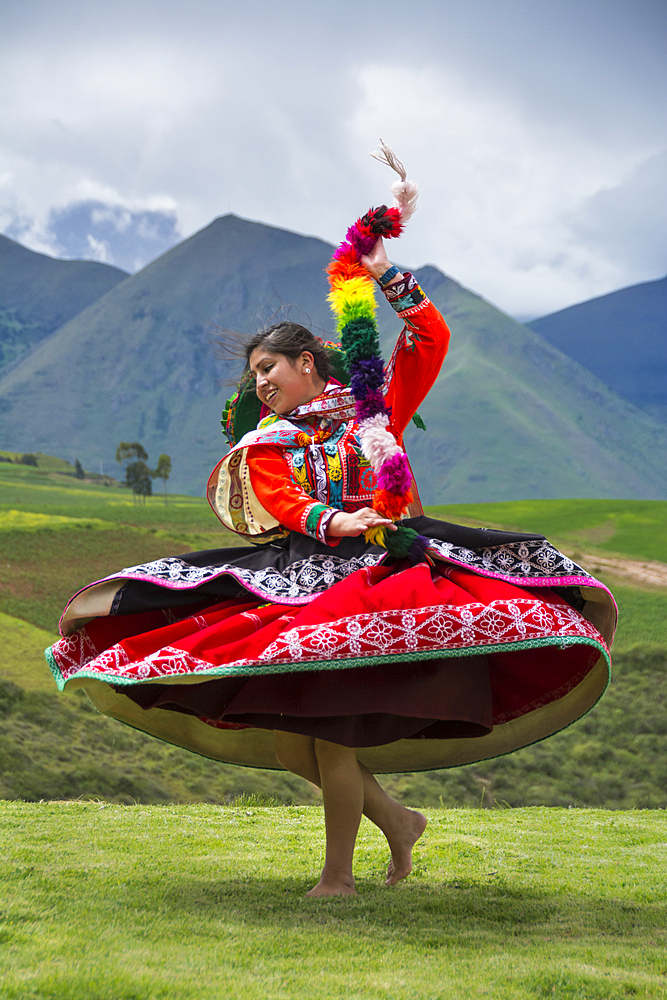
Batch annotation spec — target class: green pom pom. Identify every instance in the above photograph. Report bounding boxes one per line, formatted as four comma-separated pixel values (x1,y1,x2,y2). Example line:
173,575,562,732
384,526,430,563
385,526,418,559
412,412,427,431
340,318,381,363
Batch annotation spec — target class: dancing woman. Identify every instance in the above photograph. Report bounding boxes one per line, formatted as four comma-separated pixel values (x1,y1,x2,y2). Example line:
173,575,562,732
47,154,615,896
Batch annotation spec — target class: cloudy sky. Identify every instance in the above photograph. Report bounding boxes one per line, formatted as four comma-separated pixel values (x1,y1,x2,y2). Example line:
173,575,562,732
1,0,665,319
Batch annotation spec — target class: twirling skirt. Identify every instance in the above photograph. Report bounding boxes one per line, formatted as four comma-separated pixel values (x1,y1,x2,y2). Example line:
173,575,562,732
46,517,615,774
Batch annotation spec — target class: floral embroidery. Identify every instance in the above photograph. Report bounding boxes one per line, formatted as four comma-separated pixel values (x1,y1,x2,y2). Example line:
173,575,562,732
50,597,605,685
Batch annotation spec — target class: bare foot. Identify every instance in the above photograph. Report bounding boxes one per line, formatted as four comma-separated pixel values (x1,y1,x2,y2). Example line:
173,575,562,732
385,809,427,886
305,872,357,898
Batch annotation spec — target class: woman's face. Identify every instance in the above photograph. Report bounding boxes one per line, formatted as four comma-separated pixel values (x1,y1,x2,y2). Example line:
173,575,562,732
248,348,320,414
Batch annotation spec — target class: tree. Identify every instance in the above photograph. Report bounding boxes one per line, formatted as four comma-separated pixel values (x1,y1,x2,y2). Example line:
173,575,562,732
116,442,148,465
117,442,151,503
115,442,172,504
18,453,38,466
74,459,85,479
125,460,153,503
154,454,172,505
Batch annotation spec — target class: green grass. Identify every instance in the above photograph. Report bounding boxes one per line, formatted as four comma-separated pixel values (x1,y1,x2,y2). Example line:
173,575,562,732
382,645,667,810
0,674,316,807
607,585,667,649
0,612,58,691
1,802,666,999
0,461,217,533
0,527,240,632
3,462,666,562
427,498,667,564
0,450,77,471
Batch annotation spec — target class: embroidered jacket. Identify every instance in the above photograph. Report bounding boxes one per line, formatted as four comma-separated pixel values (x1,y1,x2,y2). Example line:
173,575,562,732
208,280,450,543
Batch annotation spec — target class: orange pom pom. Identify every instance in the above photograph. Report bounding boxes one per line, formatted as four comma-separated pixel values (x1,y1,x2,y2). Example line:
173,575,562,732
327,256,366,285
373,488,413,520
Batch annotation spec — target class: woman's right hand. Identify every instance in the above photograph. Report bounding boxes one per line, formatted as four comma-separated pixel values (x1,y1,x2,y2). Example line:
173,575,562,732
328,508,397,537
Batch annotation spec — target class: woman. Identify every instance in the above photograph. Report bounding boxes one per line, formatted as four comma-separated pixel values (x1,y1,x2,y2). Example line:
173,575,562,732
47,240,615,898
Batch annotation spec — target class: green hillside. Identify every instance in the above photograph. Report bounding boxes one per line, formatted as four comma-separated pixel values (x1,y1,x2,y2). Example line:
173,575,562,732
0,233,128,374
1,216,666,501
529,275,667,424
1,622,666,808
403,267,667,502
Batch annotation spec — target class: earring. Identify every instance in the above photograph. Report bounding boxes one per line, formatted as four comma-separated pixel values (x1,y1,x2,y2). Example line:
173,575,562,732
304,367,311,373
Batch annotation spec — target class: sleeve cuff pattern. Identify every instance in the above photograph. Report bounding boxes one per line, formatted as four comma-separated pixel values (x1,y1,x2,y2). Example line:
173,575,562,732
383,272,426,313
304,503,335,542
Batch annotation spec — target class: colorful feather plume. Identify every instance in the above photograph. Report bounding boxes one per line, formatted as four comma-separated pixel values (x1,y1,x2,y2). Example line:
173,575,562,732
327,141,428,562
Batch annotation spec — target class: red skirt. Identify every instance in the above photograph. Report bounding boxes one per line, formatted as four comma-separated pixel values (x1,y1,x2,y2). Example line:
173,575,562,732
47,521,615,774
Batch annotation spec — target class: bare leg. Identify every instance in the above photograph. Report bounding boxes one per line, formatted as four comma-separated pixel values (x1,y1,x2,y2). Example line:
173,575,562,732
274,731,426,887
305,738,363,897
357,760,427,886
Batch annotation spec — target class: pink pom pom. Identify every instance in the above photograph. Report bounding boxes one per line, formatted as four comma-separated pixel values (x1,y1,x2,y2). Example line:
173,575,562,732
346,221,377,257
377,452,412,493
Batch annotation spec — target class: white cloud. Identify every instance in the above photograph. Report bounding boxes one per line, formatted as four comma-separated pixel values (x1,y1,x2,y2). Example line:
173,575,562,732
348,63,663,316
572,149,667,276
0,0,665,315
85,234,112,264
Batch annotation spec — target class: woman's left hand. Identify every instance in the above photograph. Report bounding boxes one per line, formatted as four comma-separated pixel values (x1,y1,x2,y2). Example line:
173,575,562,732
360,238,396,282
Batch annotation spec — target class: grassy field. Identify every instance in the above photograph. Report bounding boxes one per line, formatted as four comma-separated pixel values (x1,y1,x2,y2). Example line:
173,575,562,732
2,458,667,557
1,461,666,640
1,802,666,999
428,498,667,565
2,641,666,810
0,456,215,527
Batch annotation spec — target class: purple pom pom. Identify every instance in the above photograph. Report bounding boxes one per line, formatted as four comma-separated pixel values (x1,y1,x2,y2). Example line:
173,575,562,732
377,452,412,493
407,535,430,563
355,390,388,421
349,356,385,396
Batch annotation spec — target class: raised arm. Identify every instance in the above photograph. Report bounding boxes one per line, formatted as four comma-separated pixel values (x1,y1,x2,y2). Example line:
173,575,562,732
361,239,450,445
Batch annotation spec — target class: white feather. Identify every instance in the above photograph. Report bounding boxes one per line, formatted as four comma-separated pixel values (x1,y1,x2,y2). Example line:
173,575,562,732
369,140,419,223
359,414,402,468
391,178,419,222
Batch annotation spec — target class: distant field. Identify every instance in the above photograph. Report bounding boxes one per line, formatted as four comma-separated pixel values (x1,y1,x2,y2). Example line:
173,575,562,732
0,527,244,633
2,461,665,562
0,460,217,533
1,462,666,641
427,498,667,564
0,449,78,471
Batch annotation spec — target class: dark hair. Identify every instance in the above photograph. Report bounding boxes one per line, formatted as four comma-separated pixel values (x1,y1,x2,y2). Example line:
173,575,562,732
244,322,334,382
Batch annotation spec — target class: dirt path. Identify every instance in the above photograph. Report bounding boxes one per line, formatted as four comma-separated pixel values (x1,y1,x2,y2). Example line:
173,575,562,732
448,515,667,589
571,552,667,589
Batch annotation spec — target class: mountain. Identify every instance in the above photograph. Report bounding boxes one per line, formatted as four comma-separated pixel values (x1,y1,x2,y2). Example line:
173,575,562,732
0,234,128,374
401,268,667,503
0,215,666,502
528,277,667,424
